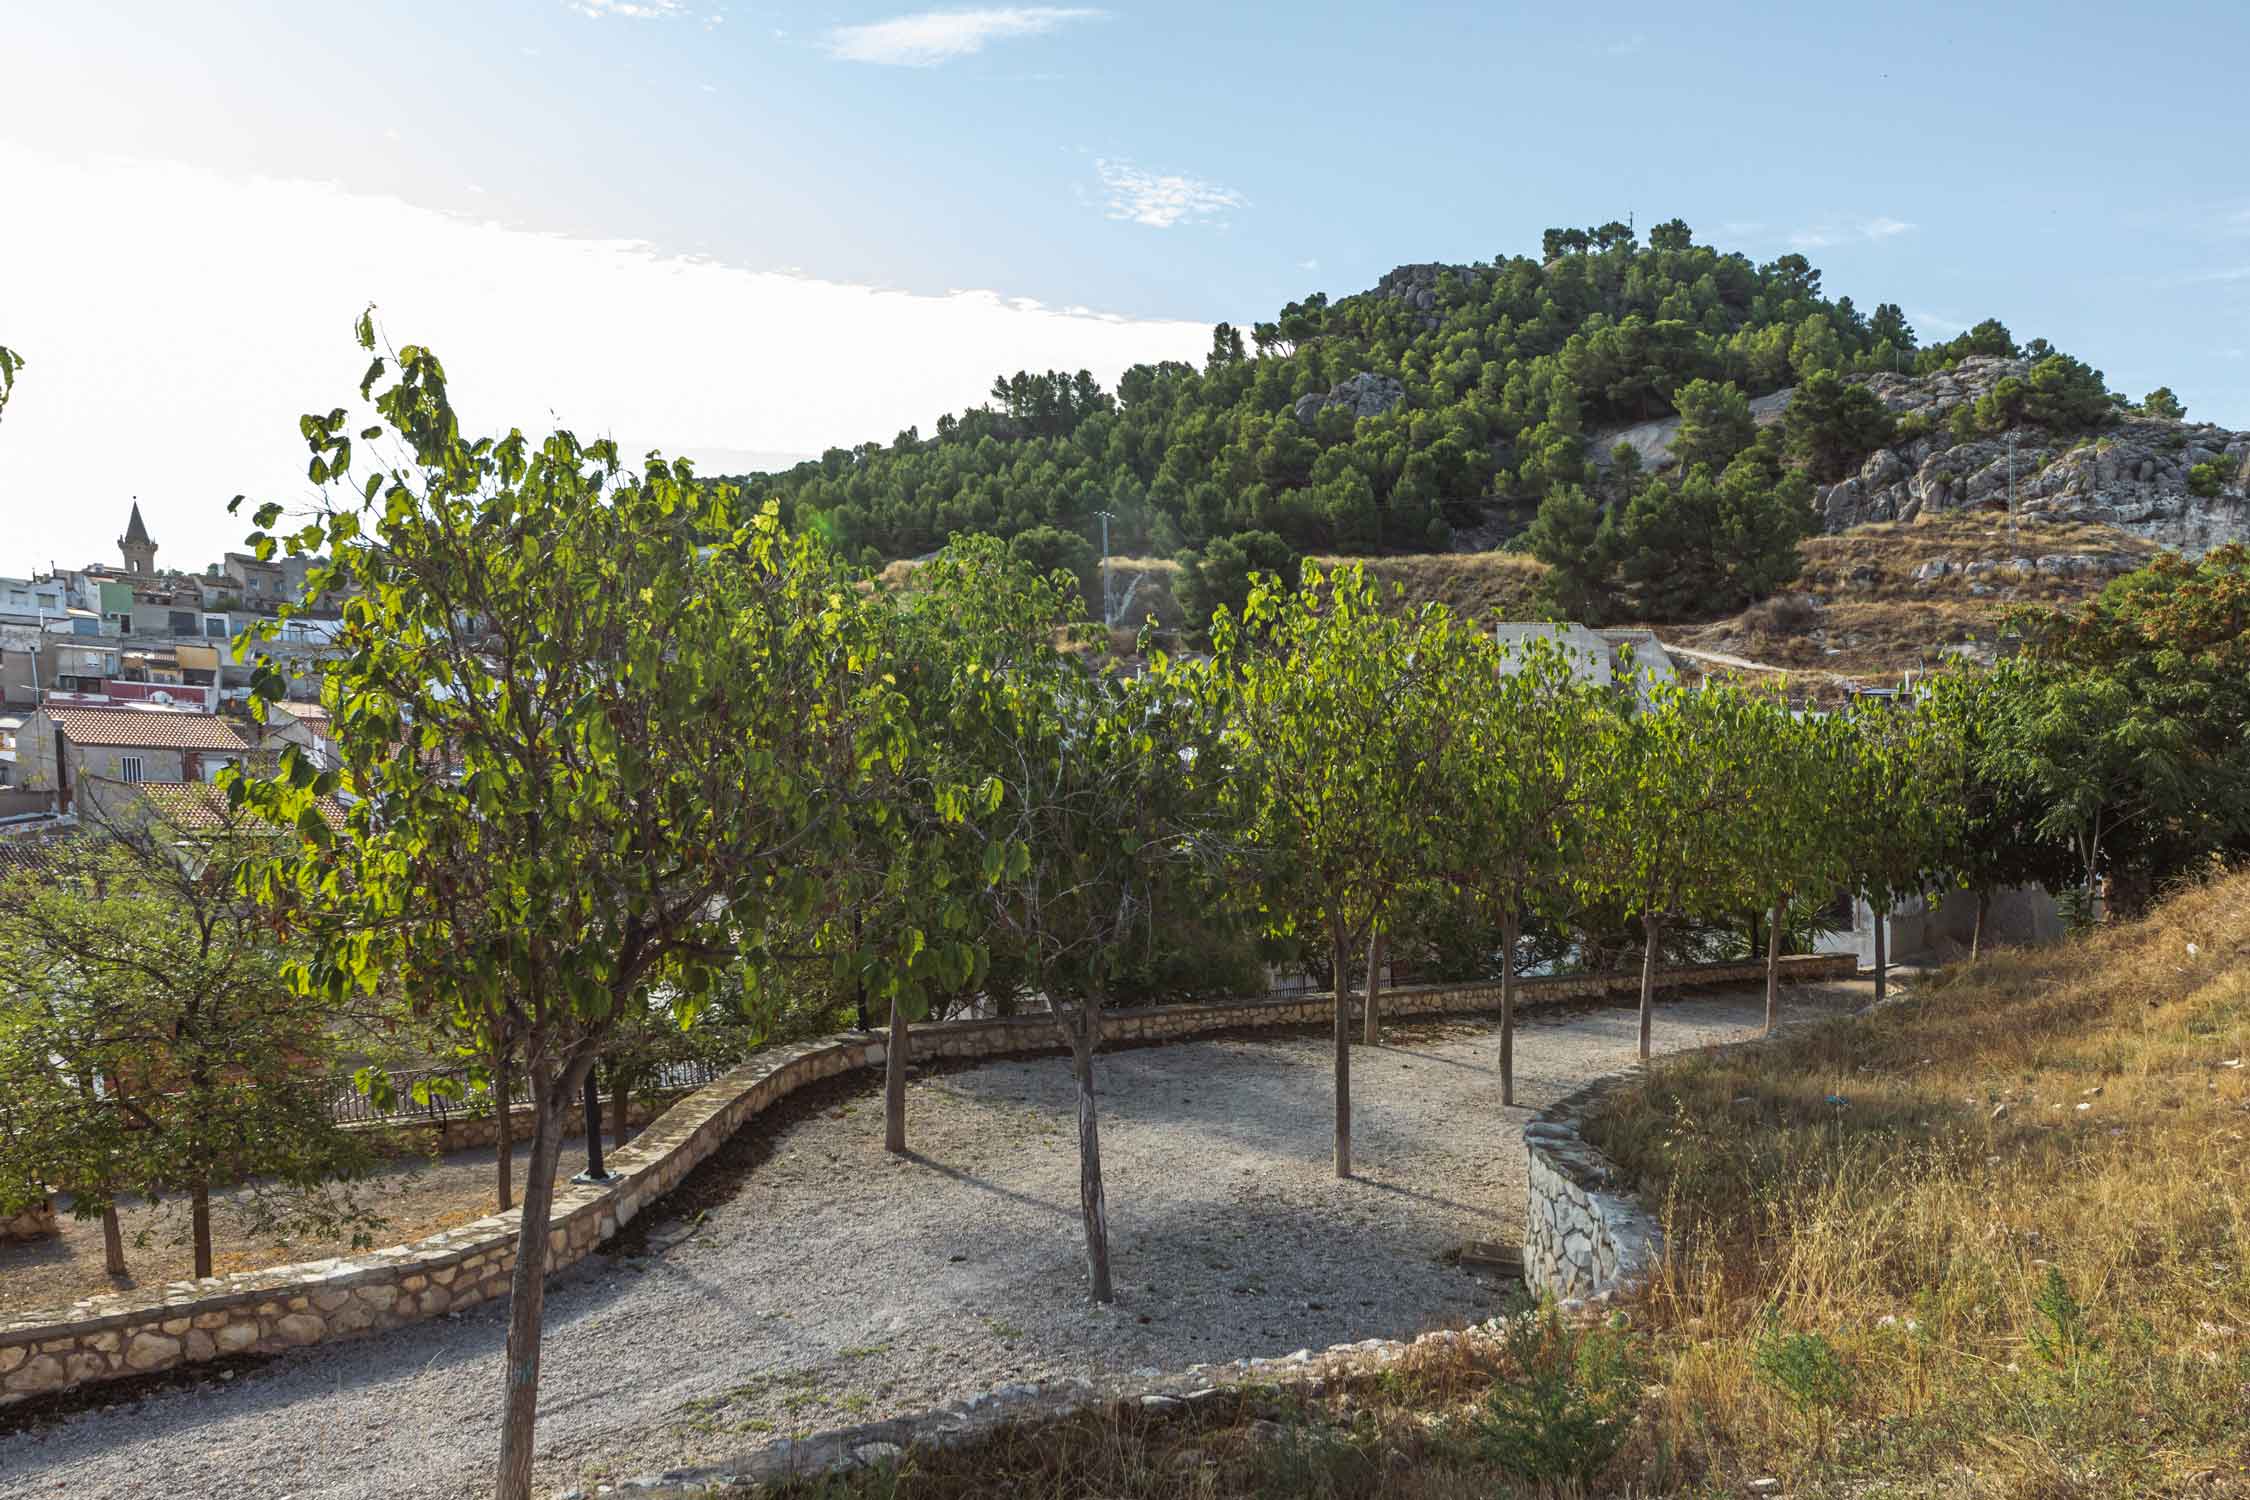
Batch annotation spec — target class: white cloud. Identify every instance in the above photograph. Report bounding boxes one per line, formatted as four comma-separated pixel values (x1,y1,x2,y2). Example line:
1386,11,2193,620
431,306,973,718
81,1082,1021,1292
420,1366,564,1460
566,0,686,17
1790,217,1915,250
825,7,1102,66
1297,258,1320,272
1606,32,1647,55
1095,158,1246,229
0,145,1216,570
1910,309,1968,337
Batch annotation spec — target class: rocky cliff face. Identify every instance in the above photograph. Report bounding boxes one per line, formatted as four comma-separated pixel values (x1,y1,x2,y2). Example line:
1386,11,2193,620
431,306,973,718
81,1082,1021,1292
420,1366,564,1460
1292,372,1407,425
1820,357,2250,555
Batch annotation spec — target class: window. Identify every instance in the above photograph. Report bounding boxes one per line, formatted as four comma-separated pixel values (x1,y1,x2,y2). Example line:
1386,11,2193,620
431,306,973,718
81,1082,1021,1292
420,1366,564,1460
119,756,145,784
205,617,228,638
169,611,197,636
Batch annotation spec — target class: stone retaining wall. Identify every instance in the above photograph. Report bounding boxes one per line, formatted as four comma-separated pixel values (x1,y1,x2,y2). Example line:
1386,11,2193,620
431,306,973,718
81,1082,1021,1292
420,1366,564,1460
1521,1077,1663,1307
0,953,1851,1406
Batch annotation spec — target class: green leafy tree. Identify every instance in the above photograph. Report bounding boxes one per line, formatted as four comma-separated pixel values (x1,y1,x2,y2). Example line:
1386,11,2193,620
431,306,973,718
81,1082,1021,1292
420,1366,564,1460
1647,218,1693,253
1007,523,1099,612
0,795,379,1281
1974,354,2112,434
1733,701,1852,1030
232,318,902,1500
1992,547,2250,911
1179,530,1300,632
965,634,1228,1300
1522,482,1614,623
2141,387,2185,421
1214,564,1464,1175
1784,370,1897,481
1670,377,1756,474
1836,700,1961,1001
1434,634,1610,1100
1609,466,1808,619
862,537,1083,1152
1921,668,2079,956
1579,680,1765,1059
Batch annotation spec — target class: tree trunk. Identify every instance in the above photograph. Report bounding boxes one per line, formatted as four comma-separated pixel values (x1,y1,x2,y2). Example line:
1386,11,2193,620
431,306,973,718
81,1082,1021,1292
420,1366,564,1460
1360,928,1384,1046
101,1204,128,1279
1499,902,1520,1107
885,996,911,1155
191,1180,213,1279
493,1057,584,1500
1637,913,1661,1061
494,1048,514,1214
1971,887,1991,963
1332,930,1352,1179
1765,897,1785,1035
1069,1028,1114,1303
1873,904,1889,1004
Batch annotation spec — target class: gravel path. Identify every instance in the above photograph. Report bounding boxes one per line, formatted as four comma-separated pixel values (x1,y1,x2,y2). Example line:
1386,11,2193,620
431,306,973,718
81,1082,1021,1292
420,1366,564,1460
0,983,1862,1500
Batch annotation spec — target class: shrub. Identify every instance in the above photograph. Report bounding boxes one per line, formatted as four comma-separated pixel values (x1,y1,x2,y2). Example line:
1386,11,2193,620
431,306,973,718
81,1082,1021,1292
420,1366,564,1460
1743,592,1820,636
2187,461,2226,499
2027,1266,2101,1372
1753,1322,1854,1457
1181,530,1301,631
1473,1310,1645,1487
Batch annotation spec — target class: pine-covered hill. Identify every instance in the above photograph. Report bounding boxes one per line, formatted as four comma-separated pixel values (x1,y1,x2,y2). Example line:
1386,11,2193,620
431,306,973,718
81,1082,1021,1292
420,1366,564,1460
736,219,2090,588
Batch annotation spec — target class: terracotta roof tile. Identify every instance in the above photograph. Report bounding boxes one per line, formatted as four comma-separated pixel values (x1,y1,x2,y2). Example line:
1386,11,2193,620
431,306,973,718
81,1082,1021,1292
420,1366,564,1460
134,782,348,834
45,706,250,751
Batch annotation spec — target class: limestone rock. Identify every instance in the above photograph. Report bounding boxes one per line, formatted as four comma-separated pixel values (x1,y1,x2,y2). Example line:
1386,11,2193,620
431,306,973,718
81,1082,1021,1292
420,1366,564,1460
4,1354,66,1394
1293,372,1407,426
1818,357,2248,553
124,1331,182,1371
274,1312,326,1346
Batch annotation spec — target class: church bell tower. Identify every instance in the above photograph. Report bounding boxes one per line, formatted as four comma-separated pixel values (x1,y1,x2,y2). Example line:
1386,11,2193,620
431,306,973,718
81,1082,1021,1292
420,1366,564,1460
119,500,158,575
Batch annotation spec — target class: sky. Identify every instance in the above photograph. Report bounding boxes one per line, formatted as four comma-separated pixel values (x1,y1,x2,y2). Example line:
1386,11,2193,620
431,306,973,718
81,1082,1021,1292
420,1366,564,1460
2,0,2247,570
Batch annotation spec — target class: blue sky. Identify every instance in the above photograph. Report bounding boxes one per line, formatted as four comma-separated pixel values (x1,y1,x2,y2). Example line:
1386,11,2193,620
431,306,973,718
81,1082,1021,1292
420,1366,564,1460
4,0,2247,567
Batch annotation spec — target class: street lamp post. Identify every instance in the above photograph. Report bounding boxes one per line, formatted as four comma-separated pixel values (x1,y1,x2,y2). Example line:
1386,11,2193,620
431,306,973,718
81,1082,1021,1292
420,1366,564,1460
1093,509,1117,623
572,1059,614,1185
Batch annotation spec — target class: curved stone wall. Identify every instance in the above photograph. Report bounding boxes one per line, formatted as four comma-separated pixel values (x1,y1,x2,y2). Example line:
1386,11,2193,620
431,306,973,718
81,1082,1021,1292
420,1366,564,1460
1521,1080,1663,1307
1,954,1850,1405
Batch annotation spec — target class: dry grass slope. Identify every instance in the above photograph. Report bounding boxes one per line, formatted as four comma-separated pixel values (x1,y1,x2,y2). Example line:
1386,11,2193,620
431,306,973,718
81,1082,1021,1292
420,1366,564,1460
1589,870,2250,1497
1309,552,1550,625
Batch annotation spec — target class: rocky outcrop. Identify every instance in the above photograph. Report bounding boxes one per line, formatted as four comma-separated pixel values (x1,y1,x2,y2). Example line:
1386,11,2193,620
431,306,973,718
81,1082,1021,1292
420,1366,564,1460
1292,372,1407,426
1820,357,2250,554
1588,388,1795,474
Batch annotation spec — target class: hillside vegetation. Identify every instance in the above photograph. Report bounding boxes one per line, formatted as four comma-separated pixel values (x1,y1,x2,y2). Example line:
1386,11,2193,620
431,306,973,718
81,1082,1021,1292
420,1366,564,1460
1588,870,2250,1496
744,222,2087,585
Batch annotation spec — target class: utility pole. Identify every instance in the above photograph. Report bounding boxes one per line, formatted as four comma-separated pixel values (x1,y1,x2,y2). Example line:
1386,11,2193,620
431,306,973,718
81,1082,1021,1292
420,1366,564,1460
1093,509,1117,624
2006,431,2018,541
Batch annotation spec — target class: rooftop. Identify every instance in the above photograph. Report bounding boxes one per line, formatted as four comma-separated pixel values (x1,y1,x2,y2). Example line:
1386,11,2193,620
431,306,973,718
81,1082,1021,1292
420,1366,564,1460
133,781,348,834
45,706,250,751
